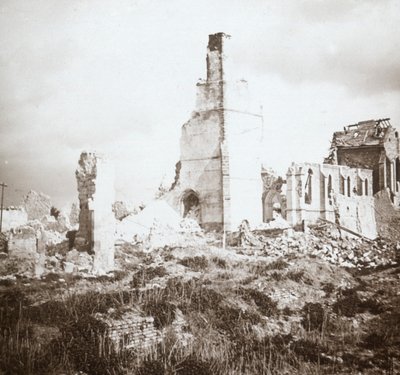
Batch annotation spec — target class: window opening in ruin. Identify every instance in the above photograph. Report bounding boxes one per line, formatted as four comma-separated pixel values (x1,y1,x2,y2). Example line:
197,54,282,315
365,179,368,195
396,158,400,192
395,131,399,138
356,176,363,196
182,190,200,222
340,176,345,195
347,177,351,197
327,175,333,205
304,169,313,204
386,157,392,191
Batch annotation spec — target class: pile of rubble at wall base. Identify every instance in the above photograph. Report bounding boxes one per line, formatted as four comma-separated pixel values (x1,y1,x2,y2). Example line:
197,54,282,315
237,223,399,269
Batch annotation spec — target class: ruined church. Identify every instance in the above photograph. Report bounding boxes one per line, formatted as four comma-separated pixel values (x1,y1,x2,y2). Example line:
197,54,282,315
164,33,400,239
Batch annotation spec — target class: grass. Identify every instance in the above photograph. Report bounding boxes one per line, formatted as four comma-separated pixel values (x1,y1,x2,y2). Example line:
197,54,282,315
0,246,399,374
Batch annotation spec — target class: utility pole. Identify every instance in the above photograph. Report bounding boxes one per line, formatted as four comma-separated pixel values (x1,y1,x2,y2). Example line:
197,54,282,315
0,182,7,233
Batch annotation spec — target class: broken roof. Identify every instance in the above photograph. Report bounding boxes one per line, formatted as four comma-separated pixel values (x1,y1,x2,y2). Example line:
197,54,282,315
331,118,393,148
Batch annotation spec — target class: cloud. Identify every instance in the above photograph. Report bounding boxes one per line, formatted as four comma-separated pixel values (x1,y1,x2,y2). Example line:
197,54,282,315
232,0,400,95
0,0,399,206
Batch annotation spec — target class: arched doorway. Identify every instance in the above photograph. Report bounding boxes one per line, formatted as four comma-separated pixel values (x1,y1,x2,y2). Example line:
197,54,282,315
181,190,201,222
263,190,285,221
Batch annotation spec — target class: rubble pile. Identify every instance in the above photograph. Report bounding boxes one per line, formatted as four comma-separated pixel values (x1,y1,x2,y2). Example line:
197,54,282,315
240,224,399,269
23,190,52,221
116,200,204,248
255,213,290,230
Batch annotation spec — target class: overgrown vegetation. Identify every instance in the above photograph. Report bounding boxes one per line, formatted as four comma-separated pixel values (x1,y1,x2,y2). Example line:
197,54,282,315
0,245,399,374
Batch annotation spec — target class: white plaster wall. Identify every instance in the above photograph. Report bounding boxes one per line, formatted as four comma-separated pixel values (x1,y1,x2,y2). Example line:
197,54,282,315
224,110,263,230
336,195,377,239
1,208,28,231
90,155,115,274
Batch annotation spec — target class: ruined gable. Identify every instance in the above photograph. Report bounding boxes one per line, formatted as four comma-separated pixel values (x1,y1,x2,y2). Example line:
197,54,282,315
326,119,400,198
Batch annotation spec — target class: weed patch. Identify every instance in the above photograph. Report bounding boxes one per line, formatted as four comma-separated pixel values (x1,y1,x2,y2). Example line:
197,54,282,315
178,256,209,272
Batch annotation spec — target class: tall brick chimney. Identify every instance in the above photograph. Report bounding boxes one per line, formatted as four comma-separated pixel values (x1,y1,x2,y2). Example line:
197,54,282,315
206,32,231,82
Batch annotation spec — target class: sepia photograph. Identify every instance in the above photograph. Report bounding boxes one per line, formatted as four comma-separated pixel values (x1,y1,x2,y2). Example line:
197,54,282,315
0,1,400,374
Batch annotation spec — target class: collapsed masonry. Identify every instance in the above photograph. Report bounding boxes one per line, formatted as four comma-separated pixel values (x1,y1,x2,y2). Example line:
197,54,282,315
325,119,400,239
284,119,400,240
163,33,400,240
74,152,115,274
165,32,263,231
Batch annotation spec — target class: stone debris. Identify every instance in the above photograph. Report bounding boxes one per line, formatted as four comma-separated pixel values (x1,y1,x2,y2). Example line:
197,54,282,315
239,223,398,269
255,213,290,230
112,201,133,221
68,202,80,227
23,190,52,221
65,249,93,272
179,218,202,233
116,200,203,247
41,212,71,233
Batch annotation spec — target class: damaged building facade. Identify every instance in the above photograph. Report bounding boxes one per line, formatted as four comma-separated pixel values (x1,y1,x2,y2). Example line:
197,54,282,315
165,33,263,231
285,119,400,239
325,119,400,204
286,163,376,239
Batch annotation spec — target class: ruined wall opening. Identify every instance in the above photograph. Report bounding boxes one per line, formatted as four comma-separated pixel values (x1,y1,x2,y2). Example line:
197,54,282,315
365,179,368,195
263,190,284,221
340,176,345,195
181,190,201,222
356,176,363,196
396,157,400,192
304,169,313,204
347,176,351,197
327,175,333,205
386,157,392,191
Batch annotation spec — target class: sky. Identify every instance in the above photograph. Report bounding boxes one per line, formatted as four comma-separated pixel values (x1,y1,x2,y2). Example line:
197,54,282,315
0,0,399,208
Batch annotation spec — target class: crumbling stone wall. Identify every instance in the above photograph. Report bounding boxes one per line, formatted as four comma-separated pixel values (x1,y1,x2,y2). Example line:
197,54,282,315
165,33,263,231
286,162,376,239
74,152,115,274
374,189,400,240
7,225,45,276
94,310,159,351
8,226,37,256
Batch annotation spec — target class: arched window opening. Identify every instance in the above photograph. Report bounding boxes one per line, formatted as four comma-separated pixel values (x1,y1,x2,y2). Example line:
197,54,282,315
327,175,333,205
340,176,345,195
385,157,392,190
347,176,351,197
182,190,200,222
304,168,313,204
396,158,400,192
